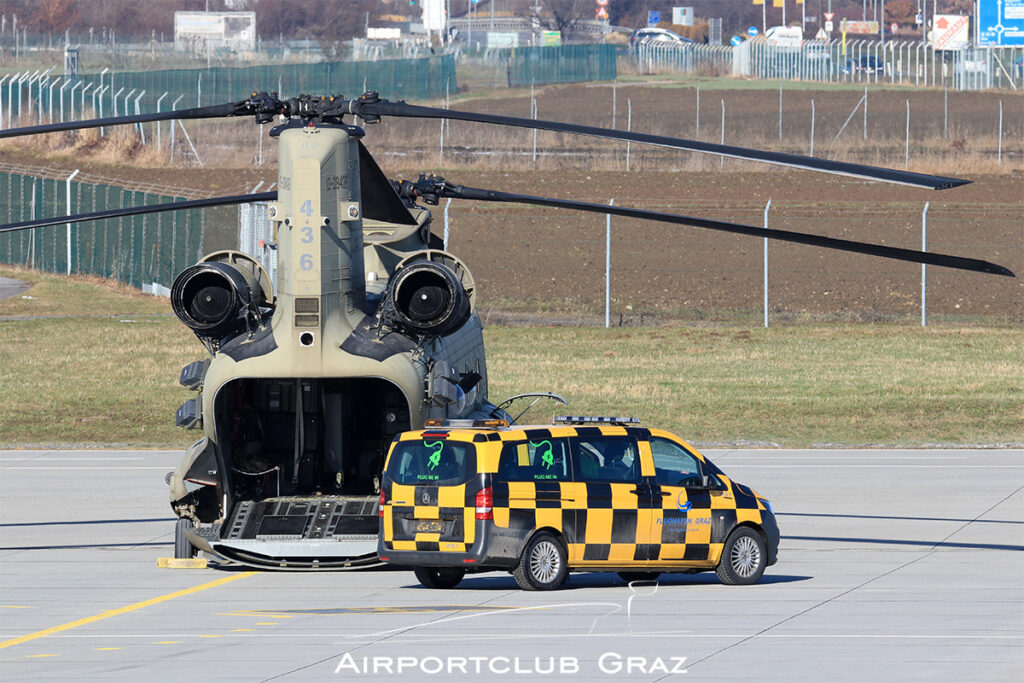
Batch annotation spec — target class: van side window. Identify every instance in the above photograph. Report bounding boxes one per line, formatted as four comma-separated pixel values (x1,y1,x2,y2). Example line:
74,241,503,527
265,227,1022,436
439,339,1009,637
571,436,641,483
498,439,570,482
650,437,704,487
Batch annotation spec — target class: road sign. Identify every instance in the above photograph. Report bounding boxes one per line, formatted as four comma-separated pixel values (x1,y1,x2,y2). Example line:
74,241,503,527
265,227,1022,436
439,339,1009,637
978,0,1024,46
748,26,759,37
596,7,608,20
731,35,744,46
824,12,834,21
825,20,834,32
648,10,660,27
891,22,899,34
932,14,969,50
596,0,608,5
844,20,879,34
672,7,694,26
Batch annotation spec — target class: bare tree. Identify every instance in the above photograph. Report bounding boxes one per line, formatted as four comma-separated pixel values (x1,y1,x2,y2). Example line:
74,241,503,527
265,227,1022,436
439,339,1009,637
533,0,591,36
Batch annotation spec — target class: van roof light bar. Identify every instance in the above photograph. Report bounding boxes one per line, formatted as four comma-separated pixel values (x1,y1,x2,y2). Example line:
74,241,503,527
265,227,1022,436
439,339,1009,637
554,416,641,426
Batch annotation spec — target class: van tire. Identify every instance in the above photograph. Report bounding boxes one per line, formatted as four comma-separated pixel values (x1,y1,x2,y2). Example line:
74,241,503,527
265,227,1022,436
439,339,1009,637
174,518,197,559
716,527,767,585
513,533,568,591
413,566,465,589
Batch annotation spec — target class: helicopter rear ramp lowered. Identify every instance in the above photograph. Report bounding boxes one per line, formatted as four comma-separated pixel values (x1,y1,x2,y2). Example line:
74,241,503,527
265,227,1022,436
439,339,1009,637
189,496,380,570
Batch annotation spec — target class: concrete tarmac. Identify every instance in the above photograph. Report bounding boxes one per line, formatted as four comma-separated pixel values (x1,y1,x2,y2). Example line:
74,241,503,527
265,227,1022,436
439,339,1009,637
1,449,1021,681
0,276,28,301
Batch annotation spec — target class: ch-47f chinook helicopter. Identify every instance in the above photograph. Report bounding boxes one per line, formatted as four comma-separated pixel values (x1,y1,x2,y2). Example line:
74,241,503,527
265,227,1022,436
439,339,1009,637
0,91,1013,570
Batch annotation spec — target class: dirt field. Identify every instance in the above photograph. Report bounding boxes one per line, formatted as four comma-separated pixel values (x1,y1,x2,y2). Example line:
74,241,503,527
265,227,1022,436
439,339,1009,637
3,82,1020,323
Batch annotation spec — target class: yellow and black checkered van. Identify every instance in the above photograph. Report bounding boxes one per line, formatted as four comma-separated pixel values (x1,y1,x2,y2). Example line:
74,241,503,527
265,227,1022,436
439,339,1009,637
377,417,779,590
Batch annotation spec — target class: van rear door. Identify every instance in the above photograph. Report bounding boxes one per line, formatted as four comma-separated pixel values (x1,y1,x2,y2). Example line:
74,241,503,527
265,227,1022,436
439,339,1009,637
383,435,478,552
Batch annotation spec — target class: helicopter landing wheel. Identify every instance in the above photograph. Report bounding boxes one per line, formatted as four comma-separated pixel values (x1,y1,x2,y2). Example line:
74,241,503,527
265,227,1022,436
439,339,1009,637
174,518,198,559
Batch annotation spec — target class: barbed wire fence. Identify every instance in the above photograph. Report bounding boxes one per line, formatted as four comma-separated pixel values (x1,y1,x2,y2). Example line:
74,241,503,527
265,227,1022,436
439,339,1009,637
0,164,206,290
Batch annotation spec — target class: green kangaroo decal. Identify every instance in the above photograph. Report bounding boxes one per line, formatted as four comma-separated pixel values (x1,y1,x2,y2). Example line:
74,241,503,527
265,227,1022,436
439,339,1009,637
425,440,444,470
531,440,555,470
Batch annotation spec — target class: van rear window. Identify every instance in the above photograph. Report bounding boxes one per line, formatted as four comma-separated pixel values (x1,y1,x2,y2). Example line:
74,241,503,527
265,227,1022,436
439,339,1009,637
386,439,476,485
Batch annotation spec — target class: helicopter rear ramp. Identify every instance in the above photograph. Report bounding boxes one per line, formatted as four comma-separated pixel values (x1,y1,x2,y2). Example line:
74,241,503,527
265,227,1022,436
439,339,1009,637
191,495,381,570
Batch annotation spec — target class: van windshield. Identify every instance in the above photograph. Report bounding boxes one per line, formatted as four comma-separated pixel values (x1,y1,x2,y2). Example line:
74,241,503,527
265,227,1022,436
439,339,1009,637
386,438,476,486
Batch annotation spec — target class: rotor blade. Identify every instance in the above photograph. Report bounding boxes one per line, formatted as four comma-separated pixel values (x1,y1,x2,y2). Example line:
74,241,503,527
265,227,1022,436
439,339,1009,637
0,99,255,139
438,184,1013,277
0,192,276,234
360,99,967,190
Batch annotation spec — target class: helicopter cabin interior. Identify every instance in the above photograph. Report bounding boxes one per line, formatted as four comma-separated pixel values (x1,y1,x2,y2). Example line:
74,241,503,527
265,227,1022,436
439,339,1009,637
214,377,409,511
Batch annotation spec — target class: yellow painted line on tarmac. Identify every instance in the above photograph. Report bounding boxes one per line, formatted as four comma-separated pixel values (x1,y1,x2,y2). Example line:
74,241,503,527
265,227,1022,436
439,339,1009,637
232,629,254,632
26,654,59,658
94,647,122,651
0,572,256,650
154,641,182,645
2,605,32,609
255,622,277,626
198,634,223,638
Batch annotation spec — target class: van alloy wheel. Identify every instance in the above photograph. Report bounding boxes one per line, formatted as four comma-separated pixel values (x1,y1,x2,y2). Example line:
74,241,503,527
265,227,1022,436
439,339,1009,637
513,532,568,590
730,535,761,578
716,527,767,585
529,539,562,584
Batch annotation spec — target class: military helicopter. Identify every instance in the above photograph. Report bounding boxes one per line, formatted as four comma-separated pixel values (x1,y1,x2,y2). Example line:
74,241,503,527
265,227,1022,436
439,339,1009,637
0,91,1013,570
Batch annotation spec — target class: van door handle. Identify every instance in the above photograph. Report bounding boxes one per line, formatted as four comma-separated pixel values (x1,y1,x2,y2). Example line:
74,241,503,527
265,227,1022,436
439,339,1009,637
629,488,644,495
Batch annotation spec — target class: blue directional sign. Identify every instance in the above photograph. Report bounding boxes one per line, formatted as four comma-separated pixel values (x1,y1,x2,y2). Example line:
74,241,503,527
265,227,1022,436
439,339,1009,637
731,35,744,46
748,26,759,38
648,10,661,27
979,0,1024,45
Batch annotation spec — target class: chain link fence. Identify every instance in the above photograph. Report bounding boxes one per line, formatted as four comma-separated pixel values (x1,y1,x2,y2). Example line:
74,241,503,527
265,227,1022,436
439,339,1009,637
637,40,1023,91
0,165,205,289
0,55,457,132
505,44,616,87
237,199,276,286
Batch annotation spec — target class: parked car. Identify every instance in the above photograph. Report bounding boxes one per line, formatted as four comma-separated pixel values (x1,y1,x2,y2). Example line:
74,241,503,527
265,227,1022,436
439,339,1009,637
629,28,695,49
843,55,884,75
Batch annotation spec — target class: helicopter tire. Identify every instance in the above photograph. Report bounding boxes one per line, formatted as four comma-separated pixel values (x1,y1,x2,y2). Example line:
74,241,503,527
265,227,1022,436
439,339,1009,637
174,517,198,559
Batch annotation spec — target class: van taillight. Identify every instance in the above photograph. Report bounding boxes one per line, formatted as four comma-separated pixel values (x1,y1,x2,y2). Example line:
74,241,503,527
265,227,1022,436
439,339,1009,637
475,486,493,520
379,488,386,517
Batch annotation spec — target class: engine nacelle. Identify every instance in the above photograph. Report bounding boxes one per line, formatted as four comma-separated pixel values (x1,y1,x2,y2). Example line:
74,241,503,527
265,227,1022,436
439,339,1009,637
171,251,272,342
384,251,473,337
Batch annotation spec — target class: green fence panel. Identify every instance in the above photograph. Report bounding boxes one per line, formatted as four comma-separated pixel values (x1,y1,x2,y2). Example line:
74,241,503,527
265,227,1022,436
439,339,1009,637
506,44,617,87
0,171,205,290
63,54,456,120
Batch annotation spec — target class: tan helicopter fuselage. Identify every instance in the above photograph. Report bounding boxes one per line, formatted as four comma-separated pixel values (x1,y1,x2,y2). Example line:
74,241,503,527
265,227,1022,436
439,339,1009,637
168,124,491,568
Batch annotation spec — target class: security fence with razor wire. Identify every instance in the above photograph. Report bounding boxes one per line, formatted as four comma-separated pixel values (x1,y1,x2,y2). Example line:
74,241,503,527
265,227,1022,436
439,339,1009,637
635,40,1023,91
0,166,206,290
0,54,458,136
